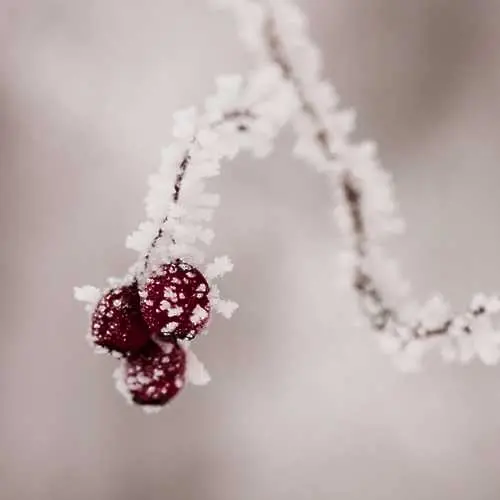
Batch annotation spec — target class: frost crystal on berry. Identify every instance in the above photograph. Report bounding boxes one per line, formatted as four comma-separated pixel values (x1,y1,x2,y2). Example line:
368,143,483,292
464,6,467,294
118,339,186,407
140,260,211,340
90,282,151,355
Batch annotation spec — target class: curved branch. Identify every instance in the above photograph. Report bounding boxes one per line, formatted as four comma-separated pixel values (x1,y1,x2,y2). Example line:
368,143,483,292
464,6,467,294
261,7,500,360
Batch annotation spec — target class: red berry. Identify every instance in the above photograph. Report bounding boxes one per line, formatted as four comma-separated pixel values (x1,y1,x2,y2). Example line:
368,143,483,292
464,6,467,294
91,282,151,355
140,260,211,341
121,339,186,406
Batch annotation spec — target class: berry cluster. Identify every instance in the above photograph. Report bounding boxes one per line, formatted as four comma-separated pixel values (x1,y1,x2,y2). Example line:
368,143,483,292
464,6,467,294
90,260,211,408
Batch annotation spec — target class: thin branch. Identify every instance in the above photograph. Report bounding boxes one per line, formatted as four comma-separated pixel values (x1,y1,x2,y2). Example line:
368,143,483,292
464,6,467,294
140,109,256,277
262,13,489,343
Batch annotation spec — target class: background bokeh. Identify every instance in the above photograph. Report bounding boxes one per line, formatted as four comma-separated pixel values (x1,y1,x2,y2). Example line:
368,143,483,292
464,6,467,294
2,1,500,498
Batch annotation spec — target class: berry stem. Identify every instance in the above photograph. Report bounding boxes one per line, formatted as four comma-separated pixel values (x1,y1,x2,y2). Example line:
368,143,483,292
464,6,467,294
140,109,256,277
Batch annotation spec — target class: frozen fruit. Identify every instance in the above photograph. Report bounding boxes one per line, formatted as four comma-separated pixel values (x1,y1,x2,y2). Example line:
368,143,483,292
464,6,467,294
140,260,211,340
121,339,186,406
91,282,151,355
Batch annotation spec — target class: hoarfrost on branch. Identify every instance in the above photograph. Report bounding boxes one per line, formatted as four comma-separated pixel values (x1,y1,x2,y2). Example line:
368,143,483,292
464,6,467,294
76,0,500,384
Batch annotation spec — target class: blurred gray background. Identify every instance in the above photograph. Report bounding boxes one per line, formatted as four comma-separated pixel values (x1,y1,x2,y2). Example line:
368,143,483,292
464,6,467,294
2,0,500,499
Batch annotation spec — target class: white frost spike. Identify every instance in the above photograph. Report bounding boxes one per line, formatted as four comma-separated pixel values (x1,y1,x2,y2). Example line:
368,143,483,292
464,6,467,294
167,203,187,219
418,294,451,331
181,342,211,386
309,81,339,112
185,159,221,181
196,129,221,153
205,255,234,280
172,106,198,139
209,284,238,319
179,177,206,200
74,286,101,312
293,136,323,166
167,243,205,264
475,339,500,366
326,108,356,141
486,295,500,314
74,285,101,305
126,221,157,252
243,65,282,106
471,292,488,311
107,276,127,288
472,317,500,365
233,1,265,51
214,299,239,319
170,223,214,246
205,74,244,120
145,172,178,221
161,143,186,166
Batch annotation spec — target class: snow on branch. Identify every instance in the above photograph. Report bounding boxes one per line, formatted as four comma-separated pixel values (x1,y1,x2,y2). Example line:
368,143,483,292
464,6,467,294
214,0,500,370
75,0,500,410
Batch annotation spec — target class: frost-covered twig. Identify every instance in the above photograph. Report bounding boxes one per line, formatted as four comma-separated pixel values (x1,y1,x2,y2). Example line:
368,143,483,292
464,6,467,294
76,0,500,411
140,108,256,277
214,0,500,369
75,64,298,409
